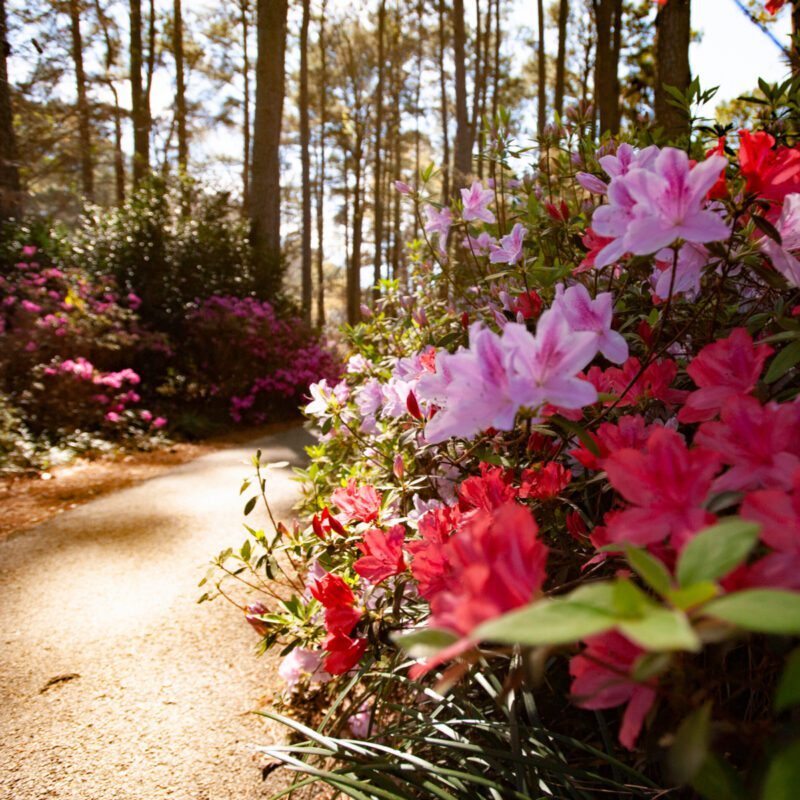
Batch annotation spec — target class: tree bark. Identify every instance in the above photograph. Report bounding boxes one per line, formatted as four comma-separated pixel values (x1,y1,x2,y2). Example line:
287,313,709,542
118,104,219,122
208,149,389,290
250,0,288,297
437,0,450,202
793,1,800,74
654,0,691,140
554,0,569,118
299,0,312,319
491,0,501,123
0,0,21,220
451,0,471,192
537,0,546,138
173,0,188,179
240,0,251,214
315,0,326,327
94,0,125,204
372,0,386,300
130,0,150,185
593,0,621,134
68,0,94,200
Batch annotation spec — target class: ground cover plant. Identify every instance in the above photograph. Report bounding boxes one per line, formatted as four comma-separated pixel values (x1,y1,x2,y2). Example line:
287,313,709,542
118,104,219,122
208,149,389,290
210,80,800,799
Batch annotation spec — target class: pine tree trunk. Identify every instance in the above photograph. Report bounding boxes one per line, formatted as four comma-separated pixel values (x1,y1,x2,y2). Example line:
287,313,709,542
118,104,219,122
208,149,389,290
451,0,471,192
241,0,251,214
593,0,621,134
372,0,386,301
0,0,21,220
491,0,501,123
299,0,312,320
94,0,125,204
250,0,288,297
68,0,94,201
173,0,188,179
554,0,568,118
348,135,364,325
437,0,450,202
315,0,327,327
537,0,546,138
793,1,800,74
654,0,691,140
130,0,149,185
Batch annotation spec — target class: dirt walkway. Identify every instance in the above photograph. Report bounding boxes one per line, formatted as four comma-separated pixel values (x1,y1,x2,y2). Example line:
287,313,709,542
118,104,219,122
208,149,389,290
0,425,315,800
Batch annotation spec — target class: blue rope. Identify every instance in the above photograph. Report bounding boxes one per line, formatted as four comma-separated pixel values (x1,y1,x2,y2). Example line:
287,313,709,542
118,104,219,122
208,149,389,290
730,0,790,55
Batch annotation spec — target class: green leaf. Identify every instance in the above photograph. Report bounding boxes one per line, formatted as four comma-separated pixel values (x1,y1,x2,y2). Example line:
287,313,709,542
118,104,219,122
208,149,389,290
243,496,257,516
702,590,800,635
625,545,672,596
762,740,800,800
393,628,458,659
753,214,783,245
668,582,719,611
676,518,760,587
619,607,701,652
692,754,747,800
475,592,617,646
775,648,800,712
668,703,712,785
765,340,800,384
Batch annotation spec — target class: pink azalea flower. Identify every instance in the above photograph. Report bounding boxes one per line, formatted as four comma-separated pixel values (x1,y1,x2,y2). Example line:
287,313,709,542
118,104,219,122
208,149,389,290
576,171,608,195
278,647,329,690
394,180,412,195
760,192,800,288
489,223,526,264
597,142,659,179
418,324,520,443
504,309,599,411
105,411,121,423
331,479,383,524
21,245,37,257
460,181,496,223
622,148,729,254
354,525,407,584
695,396,800,493
570,631,656,750
603,427,721,551
678,328,773,424
552,283,628,364
424,205,453,241
152,416,167,428
650,242,709,302
463,231,496,256
428,502,548,636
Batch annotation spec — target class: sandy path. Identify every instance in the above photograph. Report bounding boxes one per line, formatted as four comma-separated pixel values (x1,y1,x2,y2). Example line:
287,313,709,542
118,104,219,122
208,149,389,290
0,425,314,800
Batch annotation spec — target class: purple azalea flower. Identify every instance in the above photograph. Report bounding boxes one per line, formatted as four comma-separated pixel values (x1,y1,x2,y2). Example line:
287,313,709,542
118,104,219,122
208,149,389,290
460,181,496,223
651,242,709,301
489,223,526,264
761,192,800,288
504,310,598,411
552,283,628,364
424,205,453,241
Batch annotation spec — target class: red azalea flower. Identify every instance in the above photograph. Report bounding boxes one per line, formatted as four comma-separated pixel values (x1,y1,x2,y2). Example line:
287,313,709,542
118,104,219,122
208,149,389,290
766,0,787,14
570,414,657,471
603,427,721,551
587,357,687,408
705,136,728,199
511,290,543,319
566,510,589,541
739,469,800,589
519,462,572,500
331,479,382,524
408,506,459,600
354,524,407,584
678,328,773,424
577,227,615,273
695,395,800,494
429,502,548,636
312,507,346,539
738,129,800,205
309,572,362,635
570,631,656,750
457,463,516,515
322,631,369,675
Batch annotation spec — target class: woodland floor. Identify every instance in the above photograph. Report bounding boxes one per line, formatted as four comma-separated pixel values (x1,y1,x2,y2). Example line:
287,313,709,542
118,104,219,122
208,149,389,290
0,424,314,800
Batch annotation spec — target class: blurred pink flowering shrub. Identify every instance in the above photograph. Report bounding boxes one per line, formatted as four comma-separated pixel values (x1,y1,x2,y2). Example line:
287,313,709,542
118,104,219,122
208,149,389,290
181,295,340,424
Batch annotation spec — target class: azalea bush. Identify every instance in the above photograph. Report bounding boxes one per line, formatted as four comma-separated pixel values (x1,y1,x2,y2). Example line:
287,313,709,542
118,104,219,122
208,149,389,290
178,294,341,424
0,244,168,469
217,83,800,798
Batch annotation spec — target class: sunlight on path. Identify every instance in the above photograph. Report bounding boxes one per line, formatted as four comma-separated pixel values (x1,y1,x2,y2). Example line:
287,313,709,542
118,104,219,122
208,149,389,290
0,425,314,800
